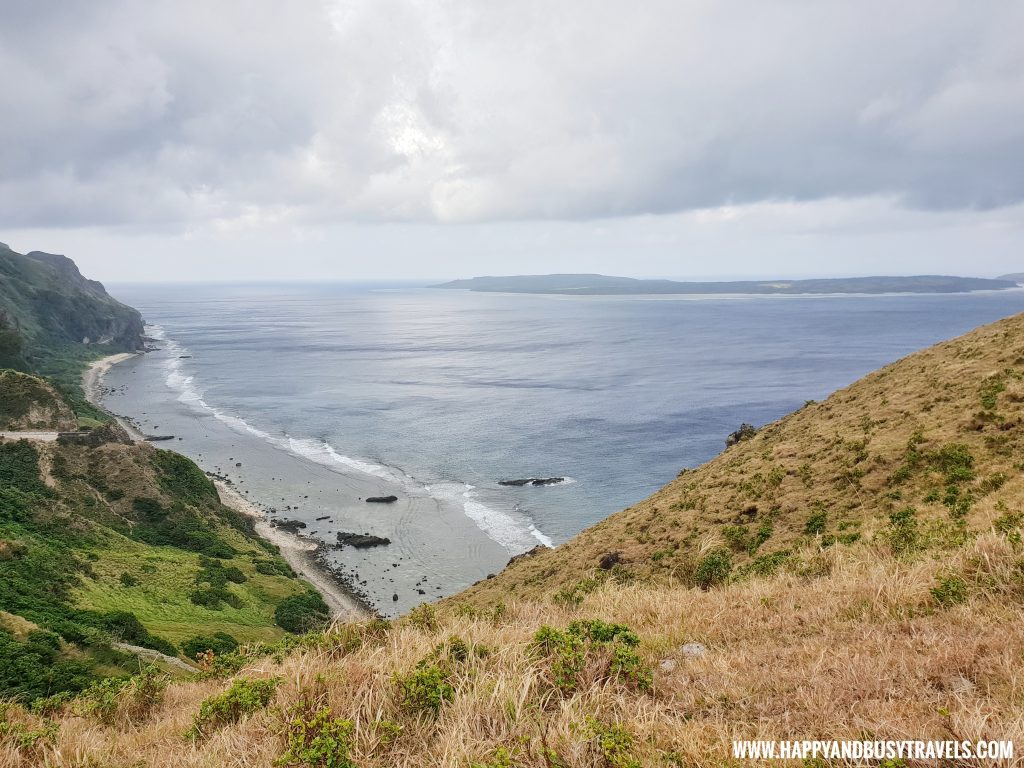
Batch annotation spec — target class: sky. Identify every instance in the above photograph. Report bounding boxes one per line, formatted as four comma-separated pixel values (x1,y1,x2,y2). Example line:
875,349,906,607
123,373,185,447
1,1,1023,282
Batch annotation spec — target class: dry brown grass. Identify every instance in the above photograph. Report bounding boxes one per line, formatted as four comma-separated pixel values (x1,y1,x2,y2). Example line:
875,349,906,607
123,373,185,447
3,529,1023,767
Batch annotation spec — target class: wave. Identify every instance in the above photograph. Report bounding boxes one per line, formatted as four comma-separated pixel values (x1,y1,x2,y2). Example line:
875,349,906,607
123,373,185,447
148,323,553,554
432,484,552,552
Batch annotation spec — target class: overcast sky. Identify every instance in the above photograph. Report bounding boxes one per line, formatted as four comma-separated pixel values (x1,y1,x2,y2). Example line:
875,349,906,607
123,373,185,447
2,1,1023,282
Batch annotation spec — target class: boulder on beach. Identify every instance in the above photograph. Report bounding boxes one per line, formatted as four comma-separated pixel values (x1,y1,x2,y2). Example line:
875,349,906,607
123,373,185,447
499,477,565,487
365,495,398,503
337,531,391,548
273,519,307,532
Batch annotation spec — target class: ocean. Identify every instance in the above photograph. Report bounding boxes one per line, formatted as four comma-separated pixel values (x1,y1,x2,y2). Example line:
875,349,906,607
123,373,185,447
99,283,1024,614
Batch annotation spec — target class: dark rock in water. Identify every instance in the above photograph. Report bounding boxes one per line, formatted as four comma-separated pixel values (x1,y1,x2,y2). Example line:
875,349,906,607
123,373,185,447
273,519,307,532
144,434,175,442
506,544,550,568
365,495,398,503
336,531,391,548
599,551,621,570
499,477,565,487
315,515,331,521
392,593,399,602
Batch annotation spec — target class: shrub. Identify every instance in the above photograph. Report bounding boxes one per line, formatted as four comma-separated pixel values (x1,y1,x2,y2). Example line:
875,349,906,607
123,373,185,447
186,677,279,740
182,632,239,660
408,603,438,631
279,702,356,768
885,507,920,554
693,549,731,589
119,572,139,587
532,620,651,695
275,591,331,634
805,509,827,535
586,718,642,768
931,575,969,607
394,664,454,714
78,666,167,725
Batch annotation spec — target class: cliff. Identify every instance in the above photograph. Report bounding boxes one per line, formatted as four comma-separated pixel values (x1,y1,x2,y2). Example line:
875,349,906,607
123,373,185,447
0,243,144,367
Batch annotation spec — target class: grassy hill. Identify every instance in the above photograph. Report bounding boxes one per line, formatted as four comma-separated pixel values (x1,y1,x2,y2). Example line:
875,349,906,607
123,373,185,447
3,314,1022,766
0,380,330,704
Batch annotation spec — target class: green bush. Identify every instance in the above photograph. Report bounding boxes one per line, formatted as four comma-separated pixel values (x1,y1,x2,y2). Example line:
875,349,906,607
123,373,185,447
181,632,239,660
532,620,651,695
275,591,330,634
694,549,732,589
931,574,969,607
279,702,356,768
185,677,279,740
394,664,454,714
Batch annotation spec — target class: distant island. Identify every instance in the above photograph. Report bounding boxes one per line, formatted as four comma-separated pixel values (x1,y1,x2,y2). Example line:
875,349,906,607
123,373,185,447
433,273,1019,295
998,273,1024,283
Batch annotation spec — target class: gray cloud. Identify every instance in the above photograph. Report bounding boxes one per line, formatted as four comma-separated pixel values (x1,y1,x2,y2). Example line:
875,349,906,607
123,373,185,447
1,0,1023,230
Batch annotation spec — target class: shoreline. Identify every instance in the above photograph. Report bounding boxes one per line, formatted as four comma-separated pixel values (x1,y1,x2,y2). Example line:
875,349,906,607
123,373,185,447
82,351,371,622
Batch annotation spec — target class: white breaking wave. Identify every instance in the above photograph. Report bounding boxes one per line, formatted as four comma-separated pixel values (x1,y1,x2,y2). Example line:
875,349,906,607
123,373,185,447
151,323,553,554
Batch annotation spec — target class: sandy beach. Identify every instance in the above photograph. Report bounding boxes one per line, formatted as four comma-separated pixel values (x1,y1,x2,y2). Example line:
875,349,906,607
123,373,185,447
83,351,370,622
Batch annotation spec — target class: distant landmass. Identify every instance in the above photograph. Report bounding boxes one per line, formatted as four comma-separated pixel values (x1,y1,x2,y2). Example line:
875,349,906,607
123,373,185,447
998,273,1024,283
433,273,1019,295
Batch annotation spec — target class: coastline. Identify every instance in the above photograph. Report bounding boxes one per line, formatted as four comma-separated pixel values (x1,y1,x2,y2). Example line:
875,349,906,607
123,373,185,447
82,351,371,622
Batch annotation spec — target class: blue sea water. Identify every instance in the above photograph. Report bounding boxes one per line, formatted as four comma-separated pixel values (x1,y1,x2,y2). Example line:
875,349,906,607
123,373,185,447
101,283,1024,611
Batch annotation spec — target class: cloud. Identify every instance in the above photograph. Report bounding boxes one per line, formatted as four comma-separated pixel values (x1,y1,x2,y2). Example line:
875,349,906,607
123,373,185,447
1,0,1022,230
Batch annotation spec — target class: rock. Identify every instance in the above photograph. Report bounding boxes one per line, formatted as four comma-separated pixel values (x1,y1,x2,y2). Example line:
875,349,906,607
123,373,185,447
336,531,391,548
659,658,678,673
725,423,757,448
392,593,399,602
366,495,398,503
506,544,550,568
499,477,565,487
598,551,621,570
273,519,307,532
679,642,707,658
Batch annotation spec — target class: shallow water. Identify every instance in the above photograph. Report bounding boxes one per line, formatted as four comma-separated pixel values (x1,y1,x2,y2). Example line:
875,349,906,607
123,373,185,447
101,283,1024,614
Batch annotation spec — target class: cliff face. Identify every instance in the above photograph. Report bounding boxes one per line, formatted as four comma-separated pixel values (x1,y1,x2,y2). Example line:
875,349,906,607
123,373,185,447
0,370,77,430
0,243,144,363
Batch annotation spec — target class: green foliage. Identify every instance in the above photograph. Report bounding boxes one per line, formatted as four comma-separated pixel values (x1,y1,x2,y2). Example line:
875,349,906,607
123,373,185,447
931,574,969,607
279,702,356,768
394,663,455,714
182,632,239,661
693,549,732,589
552,575,604,607
979,374,1006,411
585,718,642,768
0,629,93,700
532,620,651,695
885,507,920,555
470,746,518,768
151,449,218,505
408,603,439,631
78,665,167,725
275,591,330,634
119,572,139,587
186,677,279,740
0,441,51,497
805,509,828,535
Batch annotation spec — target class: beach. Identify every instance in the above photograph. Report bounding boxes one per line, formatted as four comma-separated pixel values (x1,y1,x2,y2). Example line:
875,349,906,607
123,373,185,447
83,351,371,622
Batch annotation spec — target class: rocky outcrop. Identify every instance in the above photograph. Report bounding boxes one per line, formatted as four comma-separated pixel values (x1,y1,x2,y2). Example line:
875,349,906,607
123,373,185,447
725,423,757,447
336,532,391,548
0,370,77,430
499,477,565,487
365,495,398,503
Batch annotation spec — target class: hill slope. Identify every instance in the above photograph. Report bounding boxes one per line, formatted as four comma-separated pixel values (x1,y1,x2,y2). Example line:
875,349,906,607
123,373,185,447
4,314,1023,767
458,311,1024,607
0,243,144,363
0,379,330,702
